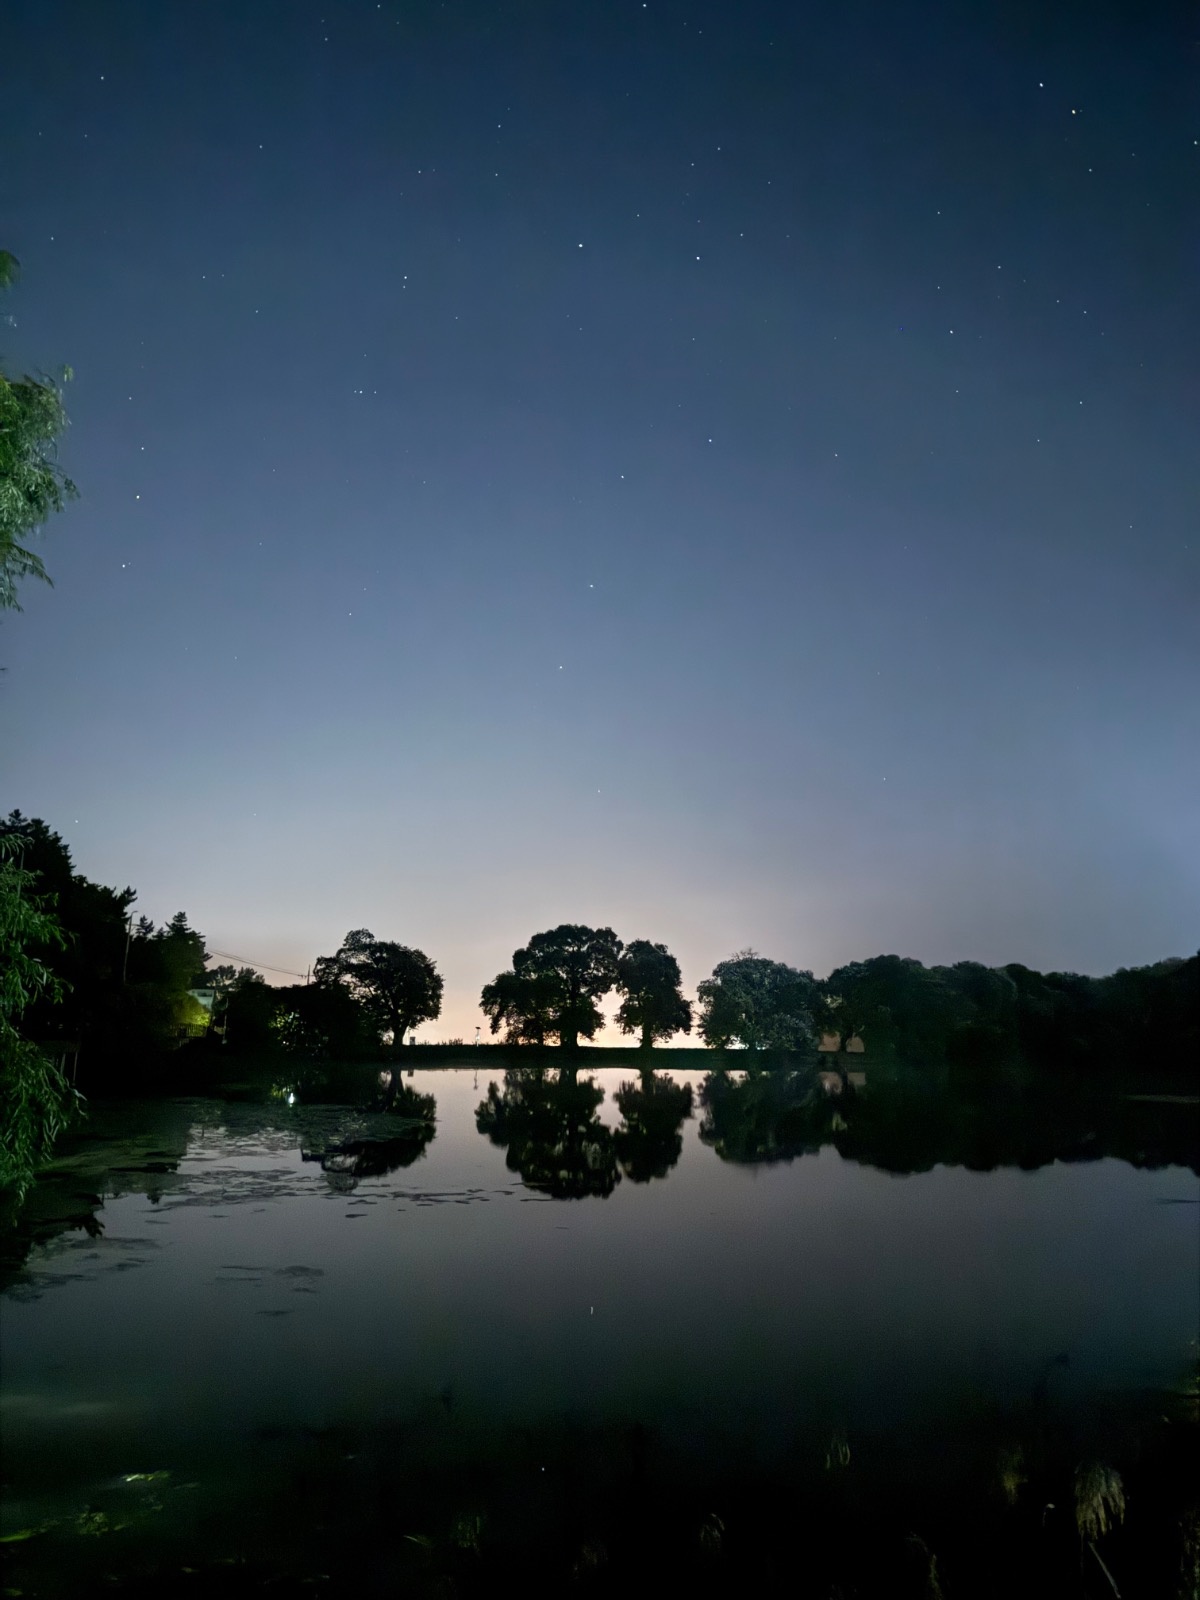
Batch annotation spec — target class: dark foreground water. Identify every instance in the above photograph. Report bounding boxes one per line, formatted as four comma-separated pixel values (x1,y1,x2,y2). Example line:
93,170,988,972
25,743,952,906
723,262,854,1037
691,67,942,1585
1,1063,1197,1598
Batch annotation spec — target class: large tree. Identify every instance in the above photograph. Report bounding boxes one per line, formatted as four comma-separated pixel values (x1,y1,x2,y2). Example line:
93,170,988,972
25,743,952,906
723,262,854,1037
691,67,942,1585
823,956,965,1063
268,979,375,1060
614,939,693,1049
482,924,622,1049
313,929,442,1051
0,832,83,1201
697,950,821,1051
1,251,76,612
122,909,213,1042
479,968,561,1045
0,811,134,1051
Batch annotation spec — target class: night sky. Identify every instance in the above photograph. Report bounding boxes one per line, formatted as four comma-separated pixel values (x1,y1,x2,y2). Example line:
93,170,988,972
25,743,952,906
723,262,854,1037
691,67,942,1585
3,0,1196,1039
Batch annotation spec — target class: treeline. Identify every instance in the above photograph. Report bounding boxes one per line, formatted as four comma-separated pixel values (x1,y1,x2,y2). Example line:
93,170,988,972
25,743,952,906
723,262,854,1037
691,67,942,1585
3,812,1197,1101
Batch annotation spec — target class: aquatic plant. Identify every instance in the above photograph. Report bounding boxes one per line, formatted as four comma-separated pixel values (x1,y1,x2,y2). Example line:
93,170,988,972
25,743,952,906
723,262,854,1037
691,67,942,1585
1076,1461,1126,1541
698,1510,725,1554
997,1442,1027,1507
1175,1505,1199,1600
825,1429,852,1472
906,1535,946,1599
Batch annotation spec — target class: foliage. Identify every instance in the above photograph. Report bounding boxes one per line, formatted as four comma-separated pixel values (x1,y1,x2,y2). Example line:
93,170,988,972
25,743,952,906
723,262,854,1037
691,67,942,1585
820,951,1200,1072
131,911,209,993
482,924,622,1049
823,955,965,1061
697,950,821,1050
203,969,271,1050
313,928,443,1050
0,251,76,611
479,967,563,1045
0,833,83,1200
1075,1462,1126,1541
201,963,259,992
614,939,693,1047
121,909,214,1050
0,812,134,1050
270,979,376,1059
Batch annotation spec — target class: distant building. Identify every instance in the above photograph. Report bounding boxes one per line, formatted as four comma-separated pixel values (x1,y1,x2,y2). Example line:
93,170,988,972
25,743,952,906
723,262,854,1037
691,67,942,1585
188,988,218,1014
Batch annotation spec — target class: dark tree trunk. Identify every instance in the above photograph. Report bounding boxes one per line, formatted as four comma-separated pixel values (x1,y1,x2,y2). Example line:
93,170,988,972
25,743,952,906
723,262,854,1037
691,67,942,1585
640,1021,654,1050
559,1027,578,1051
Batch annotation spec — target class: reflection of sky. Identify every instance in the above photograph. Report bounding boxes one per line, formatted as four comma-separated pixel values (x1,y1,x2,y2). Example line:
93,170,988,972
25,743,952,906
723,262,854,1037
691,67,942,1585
3,3,1198,1042
3,1072,1197,1480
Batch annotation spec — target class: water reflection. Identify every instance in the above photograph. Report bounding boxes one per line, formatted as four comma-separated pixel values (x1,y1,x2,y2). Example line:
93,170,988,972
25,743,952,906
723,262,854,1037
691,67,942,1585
696,1064,1199,1176
0,1099,195,1292
2,1067,1195,1600
300,1084,437,1190
476,1067,620,1197
699,1064,835,1164
614,1069,694,1182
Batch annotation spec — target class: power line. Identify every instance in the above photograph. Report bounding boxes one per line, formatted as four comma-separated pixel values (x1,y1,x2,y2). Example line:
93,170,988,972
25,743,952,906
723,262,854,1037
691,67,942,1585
206,947,309,979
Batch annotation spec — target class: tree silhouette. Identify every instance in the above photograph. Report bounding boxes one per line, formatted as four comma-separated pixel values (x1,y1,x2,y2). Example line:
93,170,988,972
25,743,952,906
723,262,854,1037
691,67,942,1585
479,968,561,1045
481,924,622,1049
615,940,693,1048
314,929,442,1052
0,811,134,1047
613,1069,694,1181
823,955,964,1061
266,979,374,1059
476,1067,620,1197
697,951,822,1050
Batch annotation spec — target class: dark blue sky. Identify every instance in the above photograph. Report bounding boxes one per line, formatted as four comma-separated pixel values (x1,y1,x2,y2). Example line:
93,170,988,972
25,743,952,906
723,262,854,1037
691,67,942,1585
4,0,1196,1036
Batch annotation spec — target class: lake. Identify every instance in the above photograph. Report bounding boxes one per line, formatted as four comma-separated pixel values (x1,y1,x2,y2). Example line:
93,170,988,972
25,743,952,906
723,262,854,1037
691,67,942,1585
2,1062,1197,1597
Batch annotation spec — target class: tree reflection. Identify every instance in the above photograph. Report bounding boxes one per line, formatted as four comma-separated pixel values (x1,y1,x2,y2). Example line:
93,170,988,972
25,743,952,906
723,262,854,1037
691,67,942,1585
303,1084,437,1191
0,1100,194,1286
476,1067,620,1198
698,1064,1198,1177
699,1066,841,1165
833,1071,1200,1177
614,1069,694,1182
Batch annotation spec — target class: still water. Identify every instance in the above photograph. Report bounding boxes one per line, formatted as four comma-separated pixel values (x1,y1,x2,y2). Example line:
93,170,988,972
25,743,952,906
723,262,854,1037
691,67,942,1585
2,1063,1197,1596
